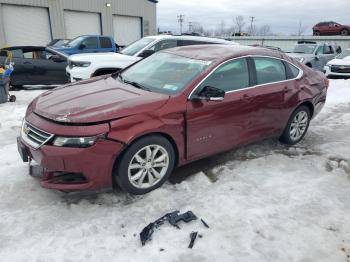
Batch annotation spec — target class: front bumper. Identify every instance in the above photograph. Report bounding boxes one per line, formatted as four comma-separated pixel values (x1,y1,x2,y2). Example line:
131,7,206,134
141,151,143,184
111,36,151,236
324,65,350,78
66,65,92,82
17,128,124,191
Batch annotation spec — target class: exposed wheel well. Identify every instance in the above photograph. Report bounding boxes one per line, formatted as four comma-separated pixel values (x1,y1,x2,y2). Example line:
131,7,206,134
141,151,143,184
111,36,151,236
305,63,312,68
93,68,121,77
299,101,314,118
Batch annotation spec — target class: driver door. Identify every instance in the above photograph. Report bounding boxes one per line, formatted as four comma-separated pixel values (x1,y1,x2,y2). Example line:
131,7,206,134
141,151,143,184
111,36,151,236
186,58,257,160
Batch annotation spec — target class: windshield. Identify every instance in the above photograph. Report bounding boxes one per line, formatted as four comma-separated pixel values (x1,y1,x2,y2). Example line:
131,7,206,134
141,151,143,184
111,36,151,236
337,50,350,59
64,36,85,47
116,52,211,94
119,37,155,56
293,44,316,54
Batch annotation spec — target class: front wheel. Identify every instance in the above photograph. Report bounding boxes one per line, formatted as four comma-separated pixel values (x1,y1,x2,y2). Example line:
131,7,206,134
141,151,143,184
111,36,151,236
280,106,311,145
114,135,175,195
313,31,320,36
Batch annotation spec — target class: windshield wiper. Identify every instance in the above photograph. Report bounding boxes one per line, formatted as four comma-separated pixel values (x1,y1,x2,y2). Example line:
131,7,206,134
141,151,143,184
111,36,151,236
115,73,151,91
123,79,151,91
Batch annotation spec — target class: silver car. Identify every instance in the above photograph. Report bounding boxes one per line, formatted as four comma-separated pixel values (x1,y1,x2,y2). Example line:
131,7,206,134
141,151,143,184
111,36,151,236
287,41,338,71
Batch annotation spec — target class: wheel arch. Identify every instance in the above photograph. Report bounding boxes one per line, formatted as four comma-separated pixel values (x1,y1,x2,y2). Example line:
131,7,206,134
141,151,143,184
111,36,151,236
93,67,121,77
297,100,314,118
111,131,180,180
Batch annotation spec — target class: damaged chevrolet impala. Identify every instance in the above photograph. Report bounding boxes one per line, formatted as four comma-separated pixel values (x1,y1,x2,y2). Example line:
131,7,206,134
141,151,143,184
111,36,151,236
17,45,328,194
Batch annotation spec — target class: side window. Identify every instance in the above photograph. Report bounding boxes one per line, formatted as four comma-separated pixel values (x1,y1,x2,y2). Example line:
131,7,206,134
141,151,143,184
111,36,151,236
149,40,177,52
81,37,98,49
100,37,112,48
253,57,286,85
324,45,333,54
197,58,250,93
285,62,301,79
316,46,324,55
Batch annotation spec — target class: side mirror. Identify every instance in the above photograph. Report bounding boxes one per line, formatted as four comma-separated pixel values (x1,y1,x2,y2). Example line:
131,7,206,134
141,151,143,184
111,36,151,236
50,55,65,62
138,49,155,58
78,44,86,50
193,86,225,102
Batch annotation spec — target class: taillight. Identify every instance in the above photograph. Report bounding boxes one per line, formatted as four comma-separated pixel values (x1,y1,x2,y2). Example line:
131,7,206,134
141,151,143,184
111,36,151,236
324,78,329,89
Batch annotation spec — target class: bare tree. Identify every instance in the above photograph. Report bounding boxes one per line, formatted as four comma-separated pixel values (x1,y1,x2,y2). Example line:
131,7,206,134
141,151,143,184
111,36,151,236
234,16,245,34
192,22,204,34
258,24,272,36
297,20,307,36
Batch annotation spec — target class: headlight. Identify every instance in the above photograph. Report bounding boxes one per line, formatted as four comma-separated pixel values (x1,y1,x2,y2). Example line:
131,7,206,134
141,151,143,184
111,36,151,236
298,58,305,63
53,136,98,148
72,61,91,68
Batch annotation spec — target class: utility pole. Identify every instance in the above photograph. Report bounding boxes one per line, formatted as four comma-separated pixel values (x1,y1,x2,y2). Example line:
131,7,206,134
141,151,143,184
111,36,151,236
188,22,193,33
177,14,185,34
249,16,256,36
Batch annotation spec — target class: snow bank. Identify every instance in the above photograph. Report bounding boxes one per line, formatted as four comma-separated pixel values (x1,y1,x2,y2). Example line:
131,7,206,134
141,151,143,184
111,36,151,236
0,81,350,262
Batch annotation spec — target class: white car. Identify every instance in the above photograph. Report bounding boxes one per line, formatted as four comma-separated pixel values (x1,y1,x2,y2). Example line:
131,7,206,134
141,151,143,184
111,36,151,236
66,35,238,82
324,48,350,79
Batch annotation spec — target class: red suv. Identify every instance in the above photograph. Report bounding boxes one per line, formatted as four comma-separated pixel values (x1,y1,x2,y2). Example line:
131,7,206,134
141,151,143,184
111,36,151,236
17,45,328,195
313,21,350,36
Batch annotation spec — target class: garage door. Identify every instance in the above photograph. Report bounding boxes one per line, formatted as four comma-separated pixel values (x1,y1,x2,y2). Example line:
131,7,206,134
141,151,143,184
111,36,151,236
64,11,101,39
2,5,51,46
113,15,142,46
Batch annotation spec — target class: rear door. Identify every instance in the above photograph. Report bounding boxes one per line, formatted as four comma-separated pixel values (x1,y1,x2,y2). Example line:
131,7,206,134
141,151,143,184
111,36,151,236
186,57,257,160
248,57,296,138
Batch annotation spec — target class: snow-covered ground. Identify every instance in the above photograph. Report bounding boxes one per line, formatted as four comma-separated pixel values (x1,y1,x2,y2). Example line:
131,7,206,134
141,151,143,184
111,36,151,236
1,81,350,262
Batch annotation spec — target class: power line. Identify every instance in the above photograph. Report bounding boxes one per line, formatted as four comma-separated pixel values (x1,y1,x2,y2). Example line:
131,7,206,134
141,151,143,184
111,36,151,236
177,14,185,34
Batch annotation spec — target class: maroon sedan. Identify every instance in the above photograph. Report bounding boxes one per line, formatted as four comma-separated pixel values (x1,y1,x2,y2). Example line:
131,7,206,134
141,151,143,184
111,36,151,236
17,45,328,194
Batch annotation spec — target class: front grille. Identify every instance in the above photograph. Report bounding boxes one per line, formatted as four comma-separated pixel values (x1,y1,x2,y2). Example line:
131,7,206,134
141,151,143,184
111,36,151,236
21,121,54,149
331,65,350,73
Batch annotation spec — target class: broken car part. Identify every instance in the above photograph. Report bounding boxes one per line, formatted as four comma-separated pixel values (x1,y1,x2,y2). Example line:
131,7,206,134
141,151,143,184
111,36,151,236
140,210,197,246
188,231,198,249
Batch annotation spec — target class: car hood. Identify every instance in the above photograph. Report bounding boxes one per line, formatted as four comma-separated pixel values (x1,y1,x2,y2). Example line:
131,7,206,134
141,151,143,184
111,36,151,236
69,52,141,64
327,58,350,66
32,76,170,124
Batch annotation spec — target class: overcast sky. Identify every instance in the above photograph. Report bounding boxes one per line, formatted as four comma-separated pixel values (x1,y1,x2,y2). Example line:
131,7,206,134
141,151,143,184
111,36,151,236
157,0,350,35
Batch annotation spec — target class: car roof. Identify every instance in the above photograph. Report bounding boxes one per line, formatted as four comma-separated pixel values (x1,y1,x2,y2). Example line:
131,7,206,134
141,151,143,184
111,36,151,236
144,35,238,45
162,44,289,64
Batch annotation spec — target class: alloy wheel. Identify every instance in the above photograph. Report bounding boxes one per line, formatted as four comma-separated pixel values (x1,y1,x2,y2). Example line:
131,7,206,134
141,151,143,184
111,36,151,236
289,110,309,141
127,144,169,189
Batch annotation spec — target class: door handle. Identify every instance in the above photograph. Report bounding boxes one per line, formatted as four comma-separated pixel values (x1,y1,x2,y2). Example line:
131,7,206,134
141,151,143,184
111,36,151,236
23,61,31,65
241,94,255,102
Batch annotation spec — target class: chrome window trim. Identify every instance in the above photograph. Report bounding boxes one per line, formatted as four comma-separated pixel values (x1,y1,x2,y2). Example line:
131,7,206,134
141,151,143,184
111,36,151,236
188,55,304,99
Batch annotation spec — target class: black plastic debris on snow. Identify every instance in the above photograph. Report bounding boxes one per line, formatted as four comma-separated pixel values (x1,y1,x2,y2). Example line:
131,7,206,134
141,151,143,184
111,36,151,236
140,210,197,246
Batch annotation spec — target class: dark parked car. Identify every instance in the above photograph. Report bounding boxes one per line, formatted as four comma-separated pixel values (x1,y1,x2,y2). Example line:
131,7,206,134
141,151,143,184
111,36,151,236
313,21,350,36
17,45,328,194
0,46,69,88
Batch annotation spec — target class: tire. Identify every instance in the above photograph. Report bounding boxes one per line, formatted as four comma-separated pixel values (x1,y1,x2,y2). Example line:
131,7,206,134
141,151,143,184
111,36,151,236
114,135,175,195
340,29,349,36
280,105,311,145
313,31,320,36
305,63,312,68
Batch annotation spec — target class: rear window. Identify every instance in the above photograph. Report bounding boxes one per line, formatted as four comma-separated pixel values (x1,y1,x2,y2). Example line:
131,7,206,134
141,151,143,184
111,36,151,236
253,57,286,85
285,62,301,79
178,40,215,46
100,37,112,48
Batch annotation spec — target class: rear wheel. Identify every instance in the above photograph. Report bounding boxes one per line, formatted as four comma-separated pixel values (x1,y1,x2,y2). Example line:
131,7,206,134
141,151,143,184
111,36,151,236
340,29,349,36
114,135,175,195
280,106,311,145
